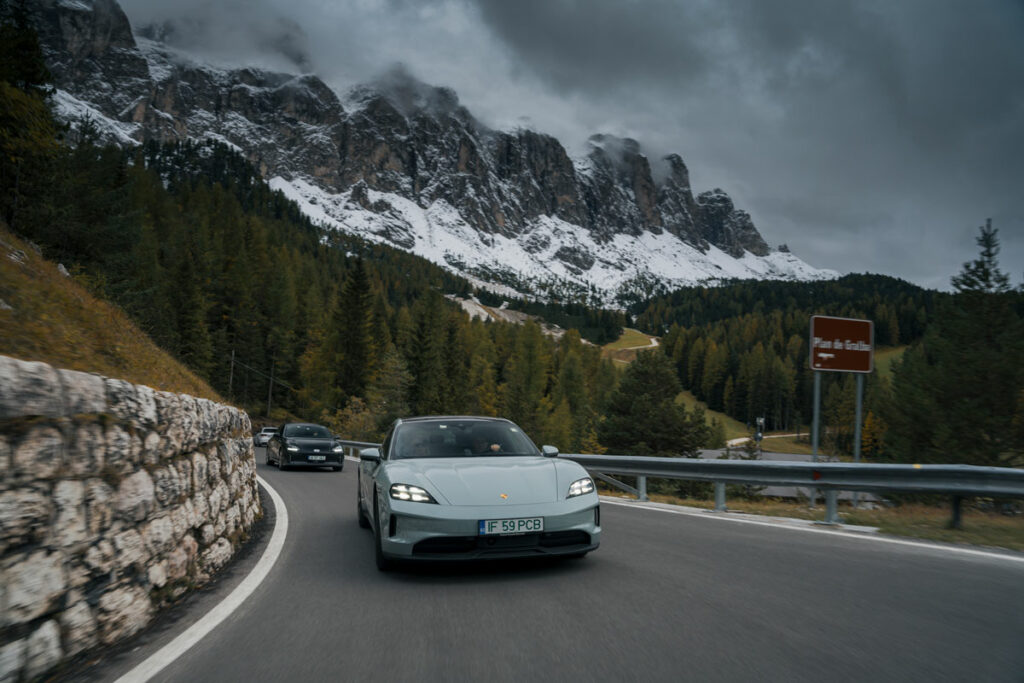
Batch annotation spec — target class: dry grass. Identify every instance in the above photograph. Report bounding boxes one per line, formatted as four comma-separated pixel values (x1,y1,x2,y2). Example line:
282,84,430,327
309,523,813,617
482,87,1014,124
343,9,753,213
603,327,658,351
599,487,1024,552
0,225,220,400
873,345,907,380
674,390,749,440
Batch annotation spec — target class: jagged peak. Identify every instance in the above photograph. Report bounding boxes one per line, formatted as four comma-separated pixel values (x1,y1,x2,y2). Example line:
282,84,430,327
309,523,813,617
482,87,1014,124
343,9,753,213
344,65,468,123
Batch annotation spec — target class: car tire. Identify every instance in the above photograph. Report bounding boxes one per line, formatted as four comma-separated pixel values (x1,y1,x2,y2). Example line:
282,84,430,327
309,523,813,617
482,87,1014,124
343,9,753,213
373,493,393,571
265,449,273,467
279,454,288,471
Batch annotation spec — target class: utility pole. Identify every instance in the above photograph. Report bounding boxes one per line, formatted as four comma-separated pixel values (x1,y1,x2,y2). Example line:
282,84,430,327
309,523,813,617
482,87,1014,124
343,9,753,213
228,349,235,396
266,357,275,417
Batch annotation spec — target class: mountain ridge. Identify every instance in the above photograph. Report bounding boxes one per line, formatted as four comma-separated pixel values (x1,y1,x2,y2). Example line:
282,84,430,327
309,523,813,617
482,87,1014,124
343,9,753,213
30,0,837,303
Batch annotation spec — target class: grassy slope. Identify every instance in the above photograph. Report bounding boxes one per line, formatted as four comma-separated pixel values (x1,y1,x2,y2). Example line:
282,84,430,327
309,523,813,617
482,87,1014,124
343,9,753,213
602,328,659,365
874,344,907,380
674,390,749,440
0,225,220,400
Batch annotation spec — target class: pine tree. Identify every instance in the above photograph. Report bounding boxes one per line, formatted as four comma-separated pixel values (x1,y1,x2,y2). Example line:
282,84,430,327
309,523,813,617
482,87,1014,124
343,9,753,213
599,350,708,458
886,220,1024,466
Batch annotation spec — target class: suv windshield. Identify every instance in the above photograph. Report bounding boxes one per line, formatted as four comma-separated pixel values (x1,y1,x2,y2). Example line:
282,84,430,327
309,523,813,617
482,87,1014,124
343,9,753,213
283,424,332,439
392,420,540,459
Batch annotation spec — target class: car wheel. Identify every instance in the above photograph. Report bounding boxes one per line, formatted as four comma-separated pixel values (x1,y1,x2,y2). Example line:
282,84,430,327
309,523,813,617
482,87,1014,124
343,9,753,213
265,449,273,466
279,454,288,471
373,493,393,571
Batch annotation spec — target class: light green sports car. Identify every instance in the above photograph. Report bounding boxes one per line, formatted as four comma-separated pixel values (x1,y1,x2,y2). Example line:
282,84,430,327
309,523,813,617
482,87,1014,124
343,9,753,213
357,416,601,570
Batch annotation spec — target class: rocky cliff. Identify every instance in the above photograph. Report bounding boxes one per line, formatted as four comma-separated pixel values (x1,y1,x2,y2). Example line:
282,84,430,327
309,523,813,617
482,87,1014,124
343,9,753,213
30,0,834,301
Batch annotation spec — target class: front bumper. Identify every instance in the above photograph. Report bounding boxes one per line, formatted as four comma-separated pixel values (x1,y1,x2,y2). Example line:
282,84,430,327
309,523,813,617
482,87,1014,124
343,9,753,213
380,496,600,561
284,453,343,468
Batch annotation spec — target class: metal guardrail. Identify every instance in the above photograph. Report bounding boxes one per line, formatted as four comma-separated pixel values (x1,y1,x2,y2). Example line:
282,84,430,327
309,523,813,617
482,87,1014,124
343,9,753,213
330,439,1024,527
561,454,1024,526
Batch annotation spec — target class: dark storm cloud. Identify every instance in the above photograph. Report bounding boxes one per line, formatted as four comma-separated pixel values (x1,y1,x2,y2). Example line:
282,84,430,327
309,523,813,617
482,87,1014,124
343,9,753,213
116,0,1024,289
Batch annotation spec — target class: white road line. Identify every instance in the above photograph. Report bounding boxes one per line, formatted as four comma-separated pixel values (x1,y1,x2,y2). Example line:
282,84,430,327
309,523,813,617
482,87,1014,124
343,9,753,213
600,496,1024,566
115,476,289,683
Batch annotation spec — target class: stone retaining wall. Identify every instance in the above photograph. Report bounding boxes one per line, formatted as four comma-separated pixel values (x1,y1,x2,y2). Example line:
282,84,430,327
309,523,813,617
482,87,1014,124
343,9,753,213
0,355,260,681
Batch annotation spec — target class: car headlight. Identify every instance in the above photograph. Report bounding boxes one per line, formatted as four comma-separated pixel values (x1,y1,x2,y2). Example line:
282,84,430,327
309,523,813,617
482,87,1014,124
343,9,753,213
389,484,437,503
567,477,595,498
332,445,345,453
286,445,299,452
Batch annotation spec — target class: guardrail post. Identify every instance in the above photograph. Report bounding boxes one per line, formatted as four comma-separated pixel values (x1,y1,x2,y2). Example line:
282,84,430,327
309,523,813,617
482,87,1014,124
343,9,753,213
637,476,648,502
950,495,963,530
714,482,726,512
823,490,839,525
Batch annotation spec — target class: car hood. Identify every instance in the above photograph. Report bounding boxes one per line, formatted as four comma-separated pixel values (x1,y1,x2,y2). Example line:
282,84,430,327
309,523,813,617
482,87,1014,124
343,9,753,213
390,457,559,506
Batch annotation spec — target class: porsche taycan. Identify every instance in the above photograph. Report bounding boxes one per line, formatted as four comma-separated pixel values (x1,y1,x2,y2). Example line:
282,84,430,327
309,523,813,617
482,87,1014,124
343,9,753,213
357,416,601,570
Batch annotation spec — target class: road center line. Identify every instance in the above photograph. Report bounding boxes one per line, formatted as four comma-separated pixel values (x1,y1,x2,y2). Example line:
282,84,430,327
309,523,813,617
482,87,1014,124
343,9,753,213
115,475,290,683
600,496,1024,566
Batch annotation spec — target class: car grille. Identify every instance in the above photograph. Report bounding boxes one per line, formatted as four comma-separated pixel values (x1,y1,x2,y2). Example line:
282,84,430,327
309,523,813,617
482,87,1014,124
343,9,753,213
412,530,591,556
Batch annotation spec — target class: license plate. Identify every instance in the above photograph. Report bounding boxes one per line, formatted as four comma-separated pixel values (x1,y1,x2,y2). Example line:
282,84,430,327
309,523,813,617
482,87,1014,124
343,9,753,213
308,455,326,461
478,517,544,535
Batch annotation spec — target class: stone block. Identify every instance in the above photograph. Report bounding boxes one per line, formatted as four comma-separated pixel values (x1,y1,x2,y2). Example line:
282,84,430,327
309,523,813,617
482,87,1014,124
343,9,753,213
104,378,156,429
143,515,175,555
175,458,193,498
104,424,134,476
199,537,232,573
25,620,62,680
0,488,51,550
199,523,216,547
152,466,181,507
12,425,64,480
191,452,208,492
111,528,149,569
0,356,61,419
84,540,115,575
66,422,105,477
97,584,153,645
85,479,114,536
115,469,155,522
1,551,66,626
141,431,161,467
0,639,25,683
147,560,168,588
53,479,88,548
60,601,98,657
56,369,107,416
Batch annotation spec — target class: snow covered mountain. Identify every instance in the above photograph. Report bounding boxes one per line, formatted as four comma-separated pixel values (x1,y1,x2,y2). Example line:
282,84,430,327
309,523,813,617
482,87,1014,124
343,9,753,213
30,0,837,303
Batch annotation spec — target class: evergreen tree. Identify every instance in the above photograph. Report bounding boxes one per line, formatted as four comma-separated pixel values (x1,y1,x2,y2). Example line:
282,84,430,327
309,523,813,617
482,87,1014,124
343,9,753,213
599,350,709,458
886,221,1024,466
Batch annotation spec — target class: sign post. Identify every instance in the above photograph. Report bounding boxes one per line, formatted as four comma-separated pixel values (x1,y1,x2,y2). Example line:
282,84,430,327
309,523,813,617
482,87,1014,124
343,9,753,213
809,316,874,515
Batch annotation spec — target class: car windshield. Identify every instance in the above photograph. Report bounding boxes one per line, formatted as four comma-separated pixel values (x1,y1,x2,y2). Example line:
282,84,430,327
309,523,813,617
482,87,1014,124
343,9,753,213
391,420,540,459
283,424,332,438
260,428,276,434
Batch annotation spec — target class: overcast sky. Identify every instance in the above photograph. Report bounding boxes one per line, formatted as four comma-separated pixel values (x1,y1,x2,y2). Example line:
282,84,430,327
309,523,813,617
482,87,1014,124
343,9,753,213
119,0,1024,291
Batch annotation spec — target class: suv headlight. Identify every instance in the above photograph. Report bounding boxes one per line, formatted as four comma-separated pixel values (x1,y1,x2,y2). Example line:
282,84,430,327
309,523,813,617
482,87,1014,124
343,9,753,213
389,484,437,503
286,445,299,452
332,445,345,453
567,477,595,498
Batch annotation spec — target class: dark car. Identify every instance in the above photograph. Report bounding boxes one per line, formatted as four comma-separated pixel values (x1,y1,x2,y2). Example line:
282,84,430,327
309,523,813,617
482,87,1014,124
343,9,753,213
266,422,344,471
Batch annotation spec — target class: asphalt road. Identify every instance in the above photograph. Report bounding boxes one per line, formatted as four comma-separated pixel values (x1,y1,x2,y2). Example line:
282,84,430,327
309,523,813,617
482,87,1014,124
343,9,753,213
131,449,1024,682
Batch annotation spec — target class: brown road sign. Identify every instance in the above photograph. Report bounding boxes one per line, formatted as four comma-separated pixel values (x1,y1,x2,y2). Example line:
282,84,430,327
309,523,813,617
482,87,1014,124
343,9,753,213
809,315,874,373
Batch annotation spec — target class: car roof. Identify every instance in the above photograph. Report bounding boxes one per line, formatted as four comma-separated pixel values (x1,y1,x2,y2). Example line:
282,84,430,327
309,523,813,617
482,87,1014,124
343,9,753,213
398,416,515,425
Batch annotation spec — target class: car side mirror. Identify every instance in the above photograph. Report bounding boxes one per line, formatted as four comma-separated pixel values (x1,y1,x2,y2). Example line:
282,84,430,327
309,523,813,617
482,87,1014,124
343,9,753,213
360,447,381,463
542,445,559,457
